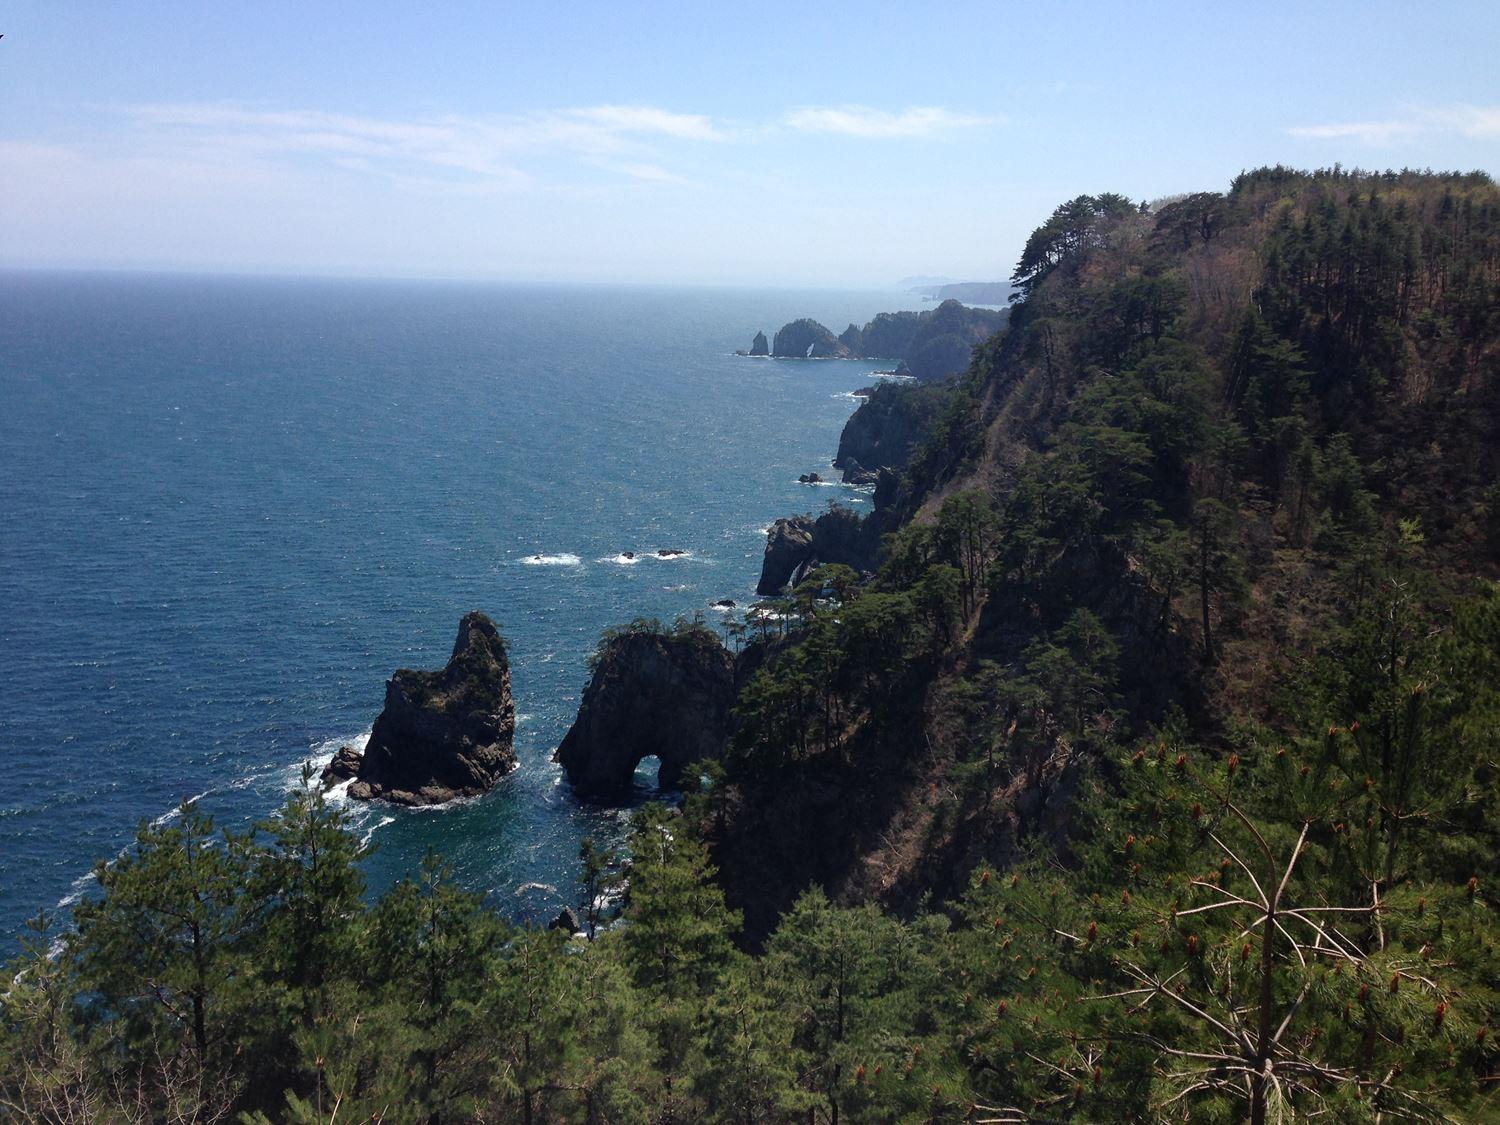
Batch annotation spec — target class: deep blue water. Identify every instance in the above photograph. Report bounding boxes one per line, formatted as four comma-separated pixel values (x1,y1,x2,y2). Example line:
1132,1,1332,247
0,271,924,946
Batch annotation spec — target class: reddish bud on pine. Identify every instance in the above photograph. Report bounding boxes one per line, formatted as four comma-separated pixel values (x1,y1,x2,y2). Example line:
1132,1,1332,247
1086,920,1097,942
1174,753,1187,770
1435,1002,1447,1030
980,869,991,886
1227,754,1240,775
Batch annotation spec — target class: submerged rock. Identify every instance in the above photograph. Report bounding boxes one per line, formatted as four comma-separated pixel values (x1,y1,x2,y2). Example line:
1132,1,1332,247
348,611,517,806
555,628,735,798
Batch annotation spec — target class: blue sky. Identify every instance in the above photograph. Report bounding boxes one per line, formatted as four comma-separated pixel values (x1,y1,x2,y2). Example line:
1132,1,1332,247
2,1,1497,286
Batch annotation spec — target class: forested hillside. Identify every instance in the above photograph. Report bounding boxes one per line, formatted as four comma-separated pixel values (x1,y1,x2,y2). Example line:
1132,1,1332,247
5,167,1499,1122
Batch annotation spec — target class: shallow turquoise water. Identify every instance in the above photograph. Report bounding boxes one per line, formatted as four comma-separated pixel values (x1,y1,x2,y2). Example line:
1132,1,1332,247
0,272,923,944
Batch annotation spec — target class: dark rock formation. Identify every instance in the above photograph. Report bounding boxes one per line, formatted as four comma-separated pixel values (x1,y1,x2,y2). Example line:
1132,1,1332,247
320,745,363,784
549,906,582,934
749,330,769,356
657,548,687,557
712,598,737,609
773,319,851,359
798,472,823,484
834,381,950,483
755,507,879,595
756,516,816,595
555,628,736,798
347,611,517,806
758,301,1005,379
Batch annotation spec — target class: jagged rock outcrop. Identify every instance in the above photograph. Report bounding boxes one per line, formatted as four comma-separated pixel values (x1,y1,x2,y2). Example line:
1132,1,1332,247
548,906,582,934
773,319,851,359
555,628,736,798
755,507,879,595
346,611,517,806
749,330,769,356
321,745,363,784
756,516,815,594
838,324,865,353
833,381,950,483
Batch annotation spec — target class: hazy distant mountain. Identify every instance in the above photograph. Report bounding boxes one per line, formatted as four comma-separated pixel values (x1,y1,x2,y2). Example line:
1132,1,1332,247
905,279,1017,305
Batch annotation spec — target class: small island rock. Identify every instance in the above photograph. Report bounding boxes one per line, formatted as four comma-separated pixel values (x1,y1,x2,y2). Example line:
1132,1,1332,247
347,611,517,806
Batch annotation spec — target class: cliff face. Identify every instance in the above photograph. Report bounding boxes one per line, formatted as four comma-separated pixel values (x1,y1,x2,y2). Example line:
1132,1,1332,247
762,302,1007,379
773,319,851,358
755,506,879,595
555,628,736,797
833,381,950,484
345,612,517,806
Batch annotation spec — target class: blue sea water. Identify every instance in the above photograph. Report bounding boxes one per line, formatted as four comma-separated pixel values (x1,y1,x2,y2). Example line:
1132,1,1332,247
0,271,925,947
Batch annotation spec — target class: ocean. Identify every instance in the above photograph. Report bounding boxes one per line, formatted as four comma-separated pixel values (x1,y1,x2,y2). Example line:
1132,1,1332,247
0,271,925,947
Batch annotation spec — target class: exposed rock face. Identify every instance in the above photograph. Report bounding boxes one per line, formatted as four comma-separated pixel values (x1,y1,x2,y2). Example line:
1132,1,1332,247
347,612,517,806
755,507,878,595
549,906,582,934
773,319,851,359
555,629,735,798
321,745,363,784
749,330,769,356
756,516,816,595
838,324,865,353
834,382,949,483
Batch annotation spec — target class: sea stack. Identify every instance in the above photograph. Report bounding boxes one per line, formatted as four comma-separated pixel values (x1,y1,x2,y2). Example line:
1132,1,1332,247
749,330,769,356
555,627,734,798
343,611,517,806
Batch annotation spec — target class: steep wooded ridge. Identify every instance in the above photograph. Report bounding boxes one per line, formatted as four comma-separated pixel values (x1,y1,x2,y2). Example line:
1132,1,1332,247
8,168,1499,1123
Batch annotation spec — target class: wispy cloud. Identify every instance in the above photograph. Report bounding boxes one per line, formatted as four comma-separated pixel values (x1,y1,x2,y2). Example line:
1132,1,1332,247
1290,103,1500,145
112,102,726,189
784,105,997,139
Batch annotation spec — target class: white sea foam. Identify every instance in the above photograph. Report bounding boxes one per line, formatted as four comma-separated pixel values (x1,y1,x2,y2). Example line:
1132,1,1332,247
521,553,582,567
360,816,395,848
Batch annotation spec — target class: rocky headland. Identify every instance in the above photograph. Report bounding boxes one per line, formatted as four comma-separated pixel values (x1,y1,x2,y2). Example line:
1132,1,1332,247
554,625,736,798
772,318,851,358
745,299,1006,381
334,611,518,806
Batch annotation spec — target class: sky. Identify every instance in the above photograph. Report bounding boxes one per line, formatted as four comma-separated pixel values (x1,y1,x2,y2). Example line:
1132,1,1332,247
1,1,1497,287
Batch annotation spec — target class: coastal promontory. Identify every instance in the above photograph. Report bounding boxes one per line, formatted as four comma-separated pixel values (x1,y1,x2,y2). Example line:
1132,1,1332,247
555,623,735,798
341,611,518,806
772,319,851,358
